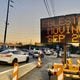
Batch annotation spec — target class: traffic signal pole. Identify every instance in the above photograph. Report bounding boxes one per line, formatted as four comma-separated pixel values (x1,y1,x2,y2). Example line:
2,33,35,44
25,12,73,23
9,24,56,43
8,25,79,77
4,0,10,45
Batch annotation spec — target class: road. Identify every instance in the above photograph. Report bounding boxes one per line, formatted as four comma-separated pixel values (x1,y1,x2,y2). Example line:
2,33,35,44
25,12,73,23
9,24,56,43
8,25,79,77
20,55,78,80
0,54,79,80
0,55,52,72
0,56,35,72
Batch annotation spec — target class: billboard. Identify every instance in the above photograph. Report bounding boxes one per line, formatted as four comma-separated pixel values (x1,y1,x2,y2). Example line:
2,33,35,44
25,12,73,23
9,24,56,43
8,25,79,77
41,14,80,43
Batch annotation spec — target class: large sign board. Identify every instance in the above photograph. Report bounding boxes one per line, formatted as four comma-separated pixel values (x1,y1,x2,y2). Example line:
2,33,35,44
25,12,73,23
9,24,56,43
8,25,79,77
41,14,80,43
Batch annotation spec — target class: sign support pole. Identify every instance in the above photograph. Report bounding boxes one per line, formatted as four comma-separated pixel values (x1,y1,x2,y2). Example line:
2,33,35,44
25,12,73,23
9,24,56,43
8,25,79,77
64,43,66,64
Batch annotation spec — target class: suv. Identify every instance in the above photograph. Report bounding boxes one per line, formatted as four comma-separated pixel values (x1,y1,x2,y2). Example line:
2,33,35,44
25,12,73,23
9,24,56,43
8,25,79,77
0,48,29,65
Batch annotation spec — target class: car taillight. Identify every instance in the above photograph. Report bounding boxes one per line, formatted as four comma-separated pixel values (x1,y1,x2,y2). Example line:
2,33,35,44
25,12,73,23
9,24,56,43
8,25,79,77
54,71,57,75
5,54,12,57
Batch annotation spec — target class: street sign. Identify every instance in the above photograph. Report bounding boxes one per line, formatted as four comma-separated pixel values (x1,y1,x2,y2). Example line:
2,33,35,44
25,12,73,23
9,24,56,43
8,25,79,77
41,14,80,43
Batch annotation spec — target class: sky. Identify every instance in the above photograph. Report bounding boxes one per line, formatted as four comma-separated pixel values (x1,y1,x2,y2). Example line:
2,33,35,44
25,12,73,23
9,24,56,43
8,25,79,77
0,0,80,44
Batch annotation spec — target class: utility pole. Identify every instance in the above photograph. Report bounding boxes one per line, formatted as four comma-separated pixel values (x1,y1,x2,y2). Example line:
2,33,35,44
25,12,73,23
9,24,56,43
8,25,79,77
4,0,14,46
4,0,10,45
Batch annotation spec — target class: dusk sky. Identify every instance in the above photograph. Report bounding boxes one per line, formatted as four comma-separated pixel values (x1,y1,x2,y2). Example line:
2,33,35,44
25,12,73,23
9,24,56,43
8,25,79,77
0,0,80,44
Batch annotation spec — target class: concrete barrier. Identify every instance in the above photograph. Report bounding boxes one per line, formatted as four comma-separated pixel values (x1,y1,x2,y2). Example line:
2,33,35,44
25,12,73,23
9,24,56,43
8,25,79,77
0,61,36,80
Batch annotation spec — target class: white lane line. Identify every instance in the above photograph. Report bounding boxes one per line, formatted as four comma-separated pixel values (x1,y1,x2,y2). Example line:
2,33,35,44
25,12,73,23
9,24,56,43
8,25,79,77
0,61,36,75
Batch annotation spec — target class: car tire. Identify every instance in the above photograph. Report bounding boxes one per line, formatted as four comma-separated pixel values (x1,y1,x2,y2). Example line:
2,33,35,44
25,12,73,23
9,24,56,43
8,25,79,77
26,57,29,63
12,58,18,66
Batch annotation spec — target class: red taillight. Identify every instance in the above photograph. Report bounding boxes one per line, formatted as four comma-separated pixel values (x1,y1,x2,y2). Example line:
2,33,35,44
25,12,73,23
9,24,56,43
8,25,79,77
5,54,12,57
54,71,57,75
79,67,80,70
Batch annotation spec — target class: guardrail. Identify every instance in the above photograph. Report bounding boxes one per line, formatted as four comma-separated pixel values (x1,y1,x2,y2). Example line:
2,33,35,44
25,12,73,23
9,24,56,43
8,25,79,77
0,61,36,80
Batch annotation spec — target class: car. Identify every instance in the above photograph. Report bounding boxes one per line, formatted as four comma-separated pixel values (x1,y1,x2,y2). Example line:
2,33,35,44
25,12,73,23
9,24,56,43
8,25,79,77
59,50,70,58
32,50,44,58
0,48,29,65
44,49,53,55
28,49,34,55
0,45,9,52
21,49,29,55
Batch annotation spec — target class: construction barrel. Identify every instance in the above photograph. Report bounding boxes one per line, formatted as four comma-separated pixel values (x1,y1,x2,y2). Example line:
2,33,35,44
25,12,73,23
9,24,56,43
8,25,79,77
12,63,18,80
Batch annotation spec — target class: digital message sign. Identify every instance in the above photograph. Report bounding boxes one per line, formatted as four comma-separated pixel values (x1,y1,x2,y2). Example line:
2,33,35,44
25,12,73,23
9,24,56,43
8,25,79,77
41,14,80,43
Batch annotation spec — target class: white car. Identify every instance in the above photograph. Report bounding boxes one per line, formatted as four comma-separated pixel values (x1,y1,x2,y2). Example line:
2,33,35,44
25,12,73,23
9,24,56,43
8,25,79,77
59,51,70,57
32,50,44,58
0,48,29,65
44,49,53,55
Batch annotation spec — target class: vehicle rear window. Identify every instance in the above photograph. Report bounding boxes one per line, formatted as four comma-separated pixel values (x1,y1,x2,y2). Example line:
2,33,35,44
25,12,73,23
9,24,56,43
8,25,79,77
0,51,10,54
0,50,18,54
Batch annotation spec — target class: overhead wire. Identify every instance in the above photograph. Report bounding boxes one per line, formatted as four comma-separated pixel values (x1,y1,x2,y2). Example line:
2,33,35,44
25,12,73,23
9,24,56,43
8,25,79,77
50,0,55,16
43,0,52,16
46,0,52,16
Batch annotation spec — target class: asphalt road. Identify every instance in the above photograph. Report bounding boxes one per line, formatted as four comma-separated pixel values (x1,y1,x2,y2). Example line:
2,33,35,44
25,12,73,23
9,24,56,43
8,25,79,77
0,54,79,80
0,56,35,72
20,55,78,80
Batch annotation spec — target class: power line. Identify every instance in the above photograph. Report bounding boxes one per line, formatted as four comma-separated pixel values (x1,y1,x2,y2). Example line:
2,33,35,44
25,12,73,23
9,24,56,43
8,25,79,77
50,0,55,16
46,0,52,16
43,0,52,16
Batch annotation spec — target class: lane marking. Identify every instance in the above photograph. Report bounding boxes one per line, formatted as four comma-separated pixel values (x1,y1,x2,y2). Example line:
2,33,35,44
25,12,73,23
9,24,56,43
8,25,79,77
0,61,36,75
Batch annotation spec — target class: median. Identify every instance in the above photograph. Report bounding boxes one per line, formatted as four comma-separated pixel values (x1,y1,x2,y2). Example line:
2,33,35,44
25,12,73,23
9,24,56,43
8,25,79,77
0,61,37,80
